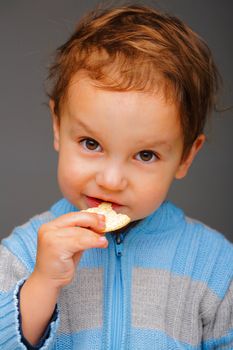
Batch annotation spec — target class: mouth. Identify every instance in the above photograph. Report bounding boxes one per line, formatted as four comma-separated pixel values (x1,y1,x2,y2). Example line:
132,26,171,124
85,195,123,210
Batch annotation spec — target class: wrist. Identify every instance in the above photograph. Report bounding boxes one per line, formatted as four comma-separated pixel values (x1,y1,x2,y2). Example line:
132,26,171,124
30,270,63,294
20,272,60,345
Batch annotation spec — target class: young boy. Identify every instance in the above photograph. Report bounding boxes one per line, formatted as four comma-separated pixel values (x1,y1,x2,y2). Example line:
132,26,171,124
0,4,232,350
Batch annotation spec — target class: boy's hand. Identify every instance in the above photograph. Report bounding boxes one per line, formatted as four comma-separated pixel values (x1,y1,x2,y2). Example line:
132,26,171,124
32,211,107,290
20,211,107,345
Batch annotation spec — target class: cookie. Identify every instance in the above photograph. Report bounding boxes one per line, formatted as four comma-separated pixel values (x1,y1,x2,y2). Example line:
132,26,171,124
82,202,131,232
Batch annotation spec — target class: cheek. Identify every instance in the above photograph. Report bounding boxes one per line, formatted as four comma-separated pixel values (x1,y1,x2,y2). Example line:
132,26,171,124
57,149,96,192
134,180,162,206
57,167,78,199
56,153,83,192
140,184,164,206
133,172,174,215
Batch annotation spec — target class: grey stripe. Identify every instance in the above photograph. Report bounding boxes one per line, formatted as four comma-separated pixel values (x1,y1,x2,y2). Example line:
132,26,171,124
0,245,29,292
58,267,103,334
132,267,221,346
203,279,233,341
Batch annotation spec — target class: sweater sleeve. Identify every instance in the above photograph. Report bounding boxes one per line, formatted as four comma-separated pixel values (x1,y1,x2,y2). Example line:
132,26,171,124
0,244,59,349
202,279,233,349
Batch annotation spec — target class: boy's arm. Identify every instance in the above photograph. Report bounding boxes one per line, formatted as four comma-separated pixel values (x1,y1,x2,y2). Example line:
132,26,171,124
202,279,233,349
19,273,60,347
0,210,107,349
19,211,107,345
0,244,59,350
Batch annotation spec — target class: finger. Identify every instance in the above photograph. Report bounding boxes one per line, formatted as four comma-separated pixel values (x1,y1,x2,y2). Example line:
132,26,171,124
41,211,106,232
54,227,109,252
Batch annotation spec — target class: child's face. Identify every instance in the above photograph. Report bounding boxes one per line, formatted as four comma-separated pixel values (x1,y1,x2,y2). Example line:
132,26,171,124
51,74,204,222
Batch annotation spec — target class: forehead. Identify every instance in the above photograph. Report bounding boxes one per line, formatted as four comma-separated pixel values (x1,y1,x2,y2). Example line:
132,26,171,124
63,68,177,106
62,73,182,143
66,71,178,110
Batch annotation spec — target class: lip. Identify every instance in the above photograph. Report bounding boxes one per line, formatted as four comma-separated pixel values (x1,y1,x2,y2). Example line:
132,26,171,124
85,195,123,210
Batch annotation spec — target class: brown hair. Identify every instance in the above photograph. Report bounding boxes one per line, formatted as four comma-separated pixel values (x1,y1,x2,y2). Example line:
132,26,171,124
47,4,221,157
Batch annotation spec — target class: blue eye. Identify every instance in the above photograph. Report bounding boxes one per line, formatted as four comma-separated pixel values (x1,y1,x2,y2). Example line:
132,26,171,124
136,150,157,163
80,138,102,152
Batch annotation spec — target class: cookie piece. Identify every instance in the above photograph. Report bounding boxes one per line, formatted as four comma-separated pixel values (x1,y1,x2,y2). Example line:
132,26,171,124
82,202,131,232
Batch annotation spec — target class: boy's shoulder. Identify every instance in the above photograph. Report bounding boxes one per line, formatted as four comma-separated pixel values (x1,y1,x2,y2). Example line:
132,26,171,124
154,201,233,297
1,198,76,259
162,200,233,249
152,201,233,273
2,198,71,242
3,207,55,243
148,200,232,249
184,213,233,252
169,201,233,261
1,203,58,271
180,207,233,291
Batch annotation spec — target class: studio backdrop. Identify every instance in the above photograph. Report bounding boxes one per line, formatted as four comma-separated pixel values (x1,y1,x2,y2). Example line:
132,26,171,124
0,0,232,241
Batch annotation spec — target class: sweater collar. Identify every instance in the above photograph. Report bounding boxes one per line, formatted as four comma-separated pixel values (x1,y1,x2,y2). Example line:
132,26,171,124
50,198,184,234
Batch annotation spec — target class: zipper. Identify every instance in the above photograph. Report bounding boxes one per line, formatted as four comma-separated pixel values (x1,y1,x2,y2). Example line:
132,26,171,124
115,232,124,256
111,231,124,350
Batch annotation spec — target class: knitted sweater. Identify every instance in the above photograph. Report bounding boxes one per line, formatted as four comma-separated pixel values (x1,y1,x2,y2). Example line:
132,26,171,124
0,198,233,349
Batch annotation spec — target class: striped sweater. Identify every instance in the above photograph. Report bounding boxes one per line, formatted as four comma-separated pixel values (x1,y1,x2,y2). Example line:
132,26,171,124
0,198,233,349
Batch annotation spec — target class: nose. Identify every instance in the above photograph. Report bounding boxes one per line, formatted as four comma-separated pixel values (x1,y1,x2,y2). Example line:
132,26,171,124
95,162,128,192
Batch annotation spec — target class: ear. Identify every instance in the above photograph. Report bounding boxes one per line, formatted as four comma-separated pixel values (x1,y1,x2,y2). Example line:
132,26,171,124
175,134,205,179
49,99,60,152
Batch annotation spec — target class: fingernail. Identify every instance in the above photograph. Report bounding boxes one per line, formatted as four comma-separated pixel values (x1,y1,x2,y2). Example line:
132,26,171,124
98,236,107,243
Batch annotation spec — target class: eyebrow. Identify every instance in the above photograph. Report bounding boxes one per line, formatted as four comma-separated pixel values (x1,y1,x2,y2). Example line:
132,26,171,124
141,140,172,151
71,117,172,151
71,117,96,135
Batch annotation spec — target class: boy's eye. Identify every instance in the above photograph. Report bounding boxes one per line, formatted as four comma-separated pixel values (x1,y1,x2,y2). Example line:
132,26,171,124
80,138,102,152
136,150,157,163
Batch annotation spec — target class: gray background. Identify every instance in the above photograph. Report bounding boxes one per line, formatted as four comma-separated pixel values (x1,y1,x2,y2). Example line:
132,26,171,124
0,0,232,241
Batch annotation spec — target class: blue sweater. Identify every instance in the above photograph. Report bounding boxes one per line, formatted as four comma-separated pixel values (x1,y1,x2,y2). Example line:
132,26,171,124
0,198,233,349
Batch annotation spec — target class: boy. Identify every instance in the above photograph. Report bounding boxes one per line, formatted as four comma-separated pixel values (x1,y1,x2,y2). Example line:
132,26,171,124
0,4,233,349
